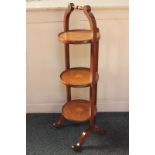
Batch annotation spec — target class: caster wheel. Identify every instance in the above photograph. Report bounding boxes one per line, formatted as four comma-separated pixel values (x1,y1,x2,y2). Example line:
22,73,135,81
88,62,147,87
53,122,61,129
71,143,81,151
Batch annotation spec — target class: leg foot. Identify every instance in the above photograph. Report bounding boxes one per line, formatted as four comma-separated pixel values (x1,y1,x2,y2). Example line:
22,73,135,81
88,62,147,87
53,115,65,128
71,142,81,151
72,128,93,151
72,126,107,151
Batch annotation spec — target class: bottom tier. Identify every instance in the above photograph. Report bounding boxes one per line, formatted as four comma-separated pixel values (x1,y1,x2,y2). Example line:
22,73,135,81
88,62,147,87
62,99,97,122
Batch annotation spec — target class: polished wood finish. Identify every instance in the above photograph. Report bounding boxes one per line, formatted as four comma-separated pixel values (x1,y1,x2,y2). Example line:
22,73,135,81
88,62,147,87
64,43,71,101
53,3,106,151
60,67,99,87
72,127,107,151
62,100,97,122
58,30,100,44
53,115,65,128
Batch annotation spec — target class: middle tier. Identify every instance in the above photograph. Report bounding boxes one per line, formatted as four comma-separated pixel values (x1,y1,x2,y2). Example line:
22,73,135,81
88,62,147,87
60,67,99,87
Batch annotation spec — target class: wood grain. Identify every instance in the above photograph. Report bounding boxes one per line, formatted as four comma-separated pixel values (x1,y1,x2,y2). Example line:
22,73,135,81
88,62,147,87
58,30,100,44
60,67,99,87
62,99,97,122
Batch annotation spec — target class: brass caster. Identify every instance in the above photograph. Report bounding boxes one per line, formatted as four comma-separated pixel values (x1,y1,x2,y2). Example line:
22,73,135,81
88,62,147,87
71,142,81,151
53,122,61,129
53,116,65,129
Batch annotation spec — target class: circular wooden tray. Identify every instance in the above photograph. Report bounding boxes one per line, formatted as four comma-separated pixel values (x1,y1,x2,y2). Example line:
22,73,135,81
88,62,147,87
58,29,100,44
60,67,98,87
62,99,96,122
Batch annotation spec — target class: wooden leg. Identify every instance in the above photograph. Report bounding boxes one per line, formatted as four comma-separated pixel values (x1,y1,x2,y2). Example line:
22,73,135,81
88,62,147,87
53,115,65,128
72,128,93,151
66,86,71,101
71,126,107,151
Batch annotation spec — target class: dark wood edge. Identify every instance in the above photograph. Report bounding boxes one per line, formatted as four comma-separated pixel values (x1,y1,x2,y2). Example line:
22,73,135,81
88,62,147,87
58,29,91,37
62,99,97,122
59,29,91,32
58,38,92,44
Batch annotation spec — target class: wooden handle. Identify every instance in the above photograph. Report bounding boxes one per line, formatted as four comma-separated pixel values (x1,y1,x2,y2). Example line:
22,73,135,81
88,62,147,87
64,3,98,40
72,4,83,10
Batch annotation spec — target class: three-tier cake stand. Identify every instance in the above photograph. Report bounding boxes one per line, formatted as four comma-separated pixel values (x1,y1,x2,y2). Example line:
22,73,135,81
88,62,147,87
53,3,106,151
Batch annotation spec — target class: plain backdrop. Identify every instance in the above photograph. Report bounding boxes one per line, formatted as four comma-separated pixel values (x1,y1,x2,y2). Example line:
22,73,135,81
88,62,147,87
0,0,155,155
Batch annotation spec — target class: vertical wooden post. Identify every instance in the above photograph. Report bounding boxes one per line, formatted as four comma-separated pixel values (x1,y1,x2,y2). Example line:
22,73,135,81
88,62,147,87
90,41,99,128
64,4,74,102
65,44,71,101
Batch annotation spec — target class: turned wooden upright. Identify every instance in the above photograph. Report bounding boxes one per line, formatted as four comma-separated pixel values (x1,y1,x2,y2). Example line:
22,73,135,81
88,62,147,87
53,3,106,151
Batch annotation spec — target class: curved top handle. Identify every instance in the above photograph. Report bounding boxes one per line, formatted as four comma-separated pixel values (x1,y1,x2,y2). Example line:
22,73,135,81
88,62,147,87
64,3,99,41
72,4,84,10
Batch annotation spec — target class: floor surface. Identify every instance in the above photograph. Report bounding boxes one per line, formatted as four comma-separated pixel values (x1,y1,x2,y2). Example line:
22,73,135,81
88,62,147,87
26,112,129,155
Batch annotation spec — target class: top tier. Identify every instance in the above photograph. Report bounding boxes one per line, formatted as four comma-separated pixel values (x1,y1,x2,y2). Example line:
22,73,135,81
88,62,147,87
58,29,100,44
58,3,100,44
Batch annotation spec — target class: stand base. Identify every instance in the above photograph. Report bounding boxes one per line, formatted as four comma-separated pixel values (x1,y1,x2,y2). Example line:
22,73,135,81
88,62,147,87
53,116,107,151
